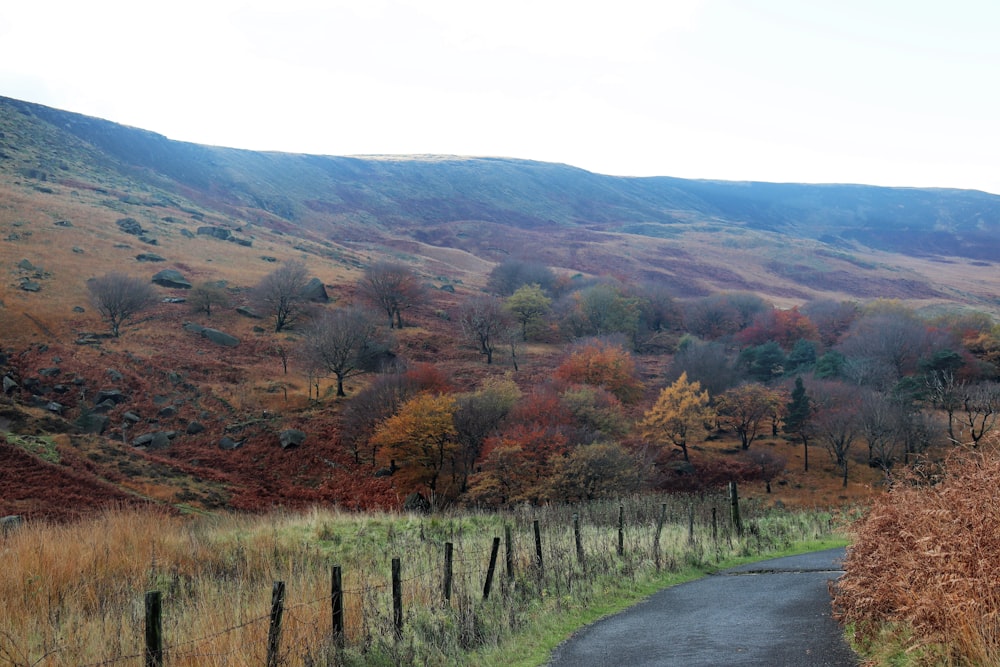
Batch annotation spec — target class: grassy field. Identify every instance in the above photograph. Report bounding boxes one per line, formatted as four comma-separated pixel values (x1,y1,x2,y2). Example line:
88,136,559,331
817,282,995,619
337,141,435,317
0,495,847,666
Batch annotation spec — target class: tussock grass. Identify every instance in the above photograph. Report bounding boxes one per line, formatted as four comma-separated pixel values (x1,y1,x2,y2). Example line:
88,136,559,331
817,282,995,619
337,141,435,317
0,497,842,666
835,442,1000,665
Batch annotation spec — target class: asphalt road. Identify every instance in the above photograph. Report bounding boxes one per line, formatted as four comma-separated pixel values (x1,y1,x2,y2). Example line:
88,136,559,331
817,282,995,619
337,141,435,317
547,547,858,667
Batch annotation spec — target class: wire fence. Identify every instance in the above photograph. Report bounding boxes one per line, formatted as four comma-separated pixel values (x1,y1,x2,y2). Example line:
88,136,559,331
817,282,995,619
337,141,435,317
2,490,838,666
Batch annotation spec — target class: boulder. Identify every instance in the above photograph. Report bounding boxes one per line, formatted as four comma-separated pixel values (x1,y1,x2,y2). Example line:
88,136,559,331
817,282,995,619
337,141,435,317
218,436,243,451
151,269,191,289
183,322,206,335
17,259,35,271
94,389,126,405
123,411,141,423
236,306,263,319
77,413,109,435
279,429,306,450
20,281,41,292
201,328,240,347
301,278,329,303
133,431,172,449
116,218,144,236
197,226,231,240
136,253,166,262
158,405,177,418
3,375,18,393
185,421,205,435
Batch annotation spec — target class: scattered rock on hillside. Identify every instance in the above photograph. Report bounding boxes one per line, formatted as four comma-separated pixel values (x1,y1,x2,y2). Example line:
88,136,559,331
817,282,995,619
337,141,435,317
17,258,35,271
152,269,191,289
136,253,166,262
236,306,262,319
186,421,205,435
183,322,205,335
77,412,109,435
218,436,243,451
279,429,306,450
197,226,231,240
20,281,41,292
133,431,173,449
72,306,85,313
180,228,195,239
301,278,329,303
2,376,17,393
201,328,240,347
116,218,144,236
94,389,126,405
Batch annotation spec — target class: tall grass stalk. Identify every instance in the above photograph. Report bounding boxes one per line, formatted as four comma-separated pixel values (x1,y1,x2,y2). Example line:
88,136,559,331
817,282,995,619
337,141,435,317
0,495,842,666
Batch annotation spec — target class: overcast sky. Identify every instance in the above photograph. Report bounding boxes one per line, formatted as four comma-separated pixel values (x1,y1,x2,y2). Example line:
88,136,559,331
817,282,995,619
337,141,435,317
2,1,998,193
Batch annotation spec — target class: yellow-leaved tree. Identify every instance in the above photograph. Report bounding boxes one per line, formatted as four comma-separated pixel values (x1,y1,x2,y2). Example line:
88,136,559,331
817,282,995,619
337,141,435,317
372,393,458,500
639,372,713,462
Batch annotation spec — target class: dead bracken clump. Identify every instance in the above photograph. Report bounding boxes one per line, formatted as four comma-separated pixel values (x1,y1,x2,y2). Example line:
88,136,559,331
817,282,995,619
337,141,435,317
834,441,1000,664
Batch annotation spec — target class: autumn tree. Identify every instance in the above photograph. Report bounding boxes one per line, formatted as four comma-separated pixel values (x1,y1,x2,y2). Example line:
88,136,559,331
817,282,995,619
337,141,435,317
189,281,229,317
801,298,859,348
553,339,644,403
549,442,643,502
639,372,713,462
668,337,742,396
339,371,419,465
254,260,312,332
300,306,384,397
358,261,425,329
716,383,784,450
458,294,510,364
738,341,787,383
504,283,552,340
558,282,641,341
744,449,786,493
783,377,815,471
451,377,521,493
87,272,157,337
372,393,458,499
629,280,682,352
737,307,820,349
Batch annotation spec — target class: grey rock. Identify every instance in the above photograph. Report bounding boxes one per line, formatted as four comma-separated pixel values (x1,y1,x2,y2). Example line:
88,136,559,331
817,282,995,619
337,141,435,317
95,389,126,405
133,432,171,449
236,306,263,319
162,297,187,304
72,305,85,313
3,375,18,393
77,413,109,435
20,281,41,292
1,515,23,535
46,402,64,415
17,258,34,271
180,228,195,239
55,220,73,227
123,411,141,423
301,277,329,303
116,218,144,235
158,405,177,418
38,367,60,377
106,368,124,382
183,322,206,335
136,253,166,262
72,246,84,254
186,421,206,435
197,226,231,240
279,429,306,450
200,328,239,347
139,236,158,245
151,269,191,289
218,436,244,451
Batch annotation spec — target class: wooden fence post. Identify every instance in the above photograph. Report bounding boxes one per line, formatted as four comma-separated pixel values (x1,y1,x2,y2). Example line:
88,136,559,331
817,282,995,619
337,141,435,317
331,565,344,645
729,481,743,535
483,537,500,600
688,503,695,545
533,519,544,578
712,507,718,543
573,513,584,565
443,542,454,603
505,525,514,582
653,502,667,571
392,558,403,640
617,504,624,557
144,591,163,667
266,581,285,667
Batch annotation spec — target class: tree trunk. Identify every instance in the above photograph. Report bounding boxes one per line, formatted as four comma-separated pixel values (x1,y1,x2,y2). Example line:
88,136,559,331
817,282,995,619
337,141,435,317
336,374,346,398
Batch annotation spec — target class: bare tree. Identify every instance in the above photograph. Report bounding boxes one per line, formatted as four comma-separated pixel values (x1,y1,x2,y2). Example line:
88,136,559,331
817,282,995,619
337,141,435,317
300,306,384,397
87,272,157,337
858,390,905,474
812,381,862,487
358,261,425,329
254,260,311,332
458,294,510,364
957,382,1000,447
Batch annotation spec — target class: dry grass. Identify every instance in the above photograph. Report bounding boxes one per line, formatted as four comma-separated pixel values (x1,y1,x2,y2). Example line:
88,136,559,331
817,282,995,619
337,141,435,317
0,498,841,666
834,438,1000,665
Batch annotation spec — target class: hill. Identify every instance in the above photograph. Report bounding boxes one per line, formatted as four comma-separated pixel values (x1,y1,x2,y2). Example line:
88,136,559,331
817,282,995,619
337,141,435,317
1,94,998,518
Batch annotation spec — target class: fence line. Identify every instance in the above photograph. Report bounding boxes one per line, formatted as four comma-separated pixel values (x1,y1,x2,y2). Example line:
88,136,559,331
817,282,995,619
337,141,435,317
30,489,774,665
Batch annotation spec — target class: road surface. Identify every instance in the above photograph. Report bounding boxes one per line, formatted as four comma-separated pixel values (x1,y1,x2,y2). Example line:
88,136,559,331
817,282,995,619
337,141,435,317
547,547,858,666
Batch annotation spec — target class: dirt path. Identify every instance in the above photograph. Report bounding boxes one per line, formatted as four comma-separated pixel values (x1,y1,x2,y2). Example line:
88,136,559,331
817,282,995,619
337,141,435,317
547,547,858,666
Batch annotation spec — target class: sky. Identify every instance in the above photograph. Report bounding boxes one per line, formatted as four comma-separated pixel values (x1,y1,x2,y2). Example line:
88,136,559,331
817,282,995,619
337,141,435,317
2,0,998,194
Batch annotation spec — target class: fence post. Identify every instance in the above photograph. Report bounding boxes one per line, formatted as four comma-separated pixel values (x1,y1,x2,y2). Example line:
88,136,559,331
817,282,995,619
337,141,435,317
617,504,624,557
712,507,718,543
653,502,667,571
729,481,743,535
688,503,695,545
144,591,163,667
331,565,344,645
505,525,514,582
483,537,501,600
533,519,544,579
392,557,403,640
266,581,285,667
443,542,454,603
573,513,585,565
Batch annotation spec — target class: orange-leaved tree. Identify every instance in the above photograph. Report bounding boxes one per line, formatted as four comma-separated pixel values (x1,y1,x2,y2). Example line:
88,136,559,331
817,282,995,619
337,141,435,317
554,339,644,403
372,393,458,500
638,371,713,462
